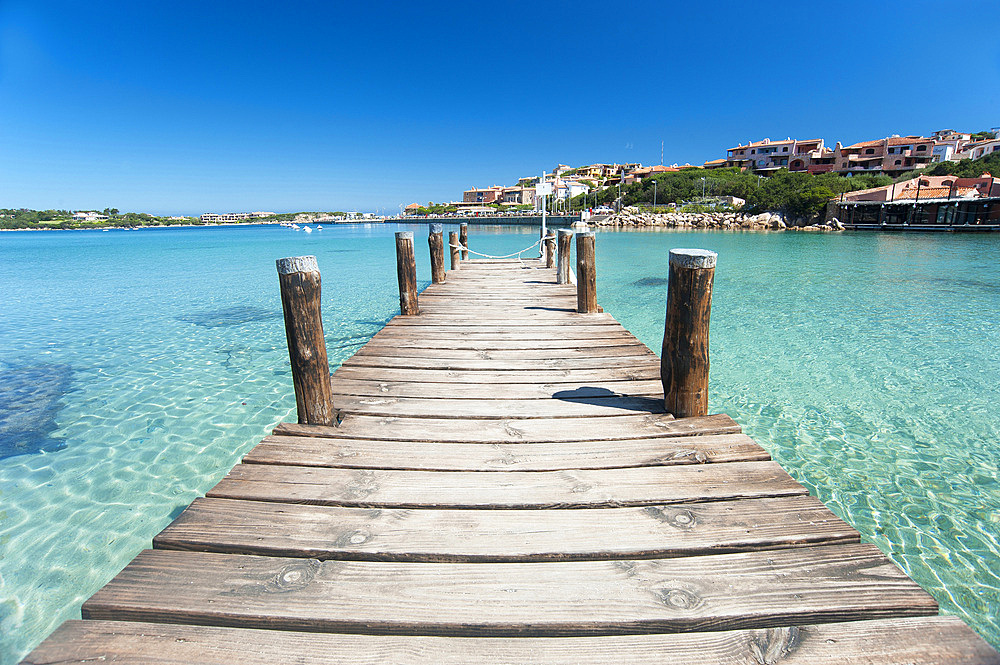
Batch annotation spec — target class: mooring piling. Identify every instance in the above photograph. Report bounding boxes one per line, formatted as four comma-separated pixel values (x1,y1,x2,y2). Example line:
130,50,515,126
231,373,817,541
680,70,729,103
661,248,716,418
557,229,573,284
459,223,468,260
428,224,445,284
544,231,557,268
275,255,339,426
449,231,461,271
576,231,597,313
395,231,419,316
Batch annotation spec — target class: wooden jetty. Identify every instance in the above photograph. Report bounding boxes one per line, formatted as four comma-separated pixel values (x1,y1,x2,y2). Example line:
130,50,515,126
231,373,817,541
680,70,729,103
22,230,1000,664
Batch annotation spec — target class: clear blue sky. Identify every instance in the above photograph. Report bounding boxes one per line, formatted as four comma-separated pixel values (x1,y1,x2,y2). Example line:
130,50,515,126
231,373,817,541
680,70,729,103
1,0,997,215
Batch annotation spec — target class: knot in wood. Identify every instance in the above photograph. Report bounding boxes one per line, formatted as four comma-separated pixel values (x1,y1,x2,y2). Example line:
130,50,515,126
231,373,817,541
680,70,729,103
749,626,801,664
655,587,703,611
264,560,320,593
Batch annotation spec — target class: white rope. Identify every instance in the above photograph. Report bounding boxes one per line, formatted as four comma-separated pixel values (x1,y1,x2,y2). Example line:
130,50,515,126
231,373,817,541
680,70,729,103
449,238,542,265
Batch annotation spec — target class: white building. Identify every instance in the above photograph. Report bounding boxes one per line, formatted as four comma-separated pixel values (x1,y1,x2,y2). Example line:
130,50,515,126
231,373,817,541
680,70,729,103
72,211,109,222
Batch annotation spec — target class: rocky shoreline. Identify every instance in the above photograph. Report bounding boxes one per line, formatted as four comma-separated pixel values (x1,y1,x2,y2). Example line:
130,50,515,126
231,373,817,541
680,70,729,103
592,208,844,231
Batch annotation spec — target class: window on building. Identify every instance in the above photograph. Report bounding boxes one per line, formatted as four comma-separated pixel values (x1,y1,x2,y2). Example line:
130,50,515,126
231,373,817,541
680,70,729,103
895,160,902,165
865,148,875,154
888,148,895,154
751,149,756,154
782,147,788,152
917,145,927,151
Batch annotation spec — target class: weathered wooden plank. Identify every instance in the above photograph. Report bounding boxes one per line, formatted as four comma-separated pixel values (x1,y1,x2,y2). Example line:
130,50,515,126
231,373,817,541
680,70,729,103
274,413,742,443
206,461,805,508
370,327,643,341
332,394,666,419
154,495,857,562
382,314,619,326
28,617,1000,665
243,433,767,471
331,365,663,384
330,377,664,400
353,344,655,360
81,545,938,636
341,355,660,371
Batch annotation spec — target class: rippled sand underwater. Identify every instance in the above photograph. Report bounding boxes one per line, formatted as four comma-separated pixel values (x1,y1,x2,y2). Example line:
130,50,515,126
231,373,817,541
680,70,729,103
2,224,999,662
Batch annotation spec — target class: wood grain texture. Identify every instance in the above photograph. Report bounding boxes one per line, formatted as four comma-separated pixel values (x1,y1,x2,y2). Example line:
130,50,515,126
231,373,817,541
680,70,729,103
557,228,573,284
242,433,768,471
428,228,446,284
662,252,715,418
206,461,806,509
276,261,338,426
576,232,597,313
329,377,665,399
340,355,660,371
459,222,468,260
272,413,743,443
154,495,858,562
331,365,664,384
448,231,460,271
81,545,938,636
26,617,1000,665
395,232,419,316
331,394,667,419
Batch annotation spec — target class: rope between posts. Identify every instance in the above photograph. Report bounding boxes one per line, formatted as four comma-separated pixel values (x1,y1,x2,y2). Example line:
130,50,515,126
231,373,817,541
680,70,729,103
449,238,542,264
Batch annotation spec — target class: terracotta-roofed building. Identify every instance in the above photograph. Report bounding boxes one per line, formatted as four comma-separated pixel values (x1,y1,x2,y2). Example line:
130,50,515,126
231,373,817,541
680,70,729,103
956,138,1000,161
463,186,505,204
841,173,1000,202
834,135,936,175
403,203,422,215
703,158,728,169
726,138,832,173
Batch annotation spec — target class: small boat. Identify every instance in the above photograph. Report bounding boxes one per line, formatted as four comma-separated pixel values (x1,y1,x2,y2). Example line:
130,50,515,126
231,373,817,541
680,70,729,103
291,224,300,230
303,226,313,233
316,225,323,230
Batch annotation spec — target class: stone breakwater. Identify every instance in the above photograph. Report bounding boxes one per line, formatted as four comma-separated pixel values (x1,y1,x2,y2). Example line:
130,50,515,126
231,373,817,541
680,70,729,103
593,209,844,231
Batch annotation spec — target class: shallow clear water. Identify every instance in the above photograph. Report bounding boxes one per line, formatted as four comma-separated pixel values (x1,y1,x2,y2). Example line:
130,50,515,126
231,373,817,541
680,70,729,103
2,224,999,662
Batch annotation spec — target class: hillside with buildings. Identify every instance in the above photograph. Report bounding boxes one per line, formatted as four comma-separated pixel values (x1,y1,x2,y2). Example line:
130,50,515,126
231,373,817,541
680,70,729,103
406,128,1000,217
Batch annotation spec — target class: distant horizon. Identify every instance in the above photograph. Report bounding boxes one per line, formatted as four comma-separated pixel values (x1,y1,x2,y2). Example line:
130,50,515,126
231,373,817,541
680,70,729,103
2,0,998,214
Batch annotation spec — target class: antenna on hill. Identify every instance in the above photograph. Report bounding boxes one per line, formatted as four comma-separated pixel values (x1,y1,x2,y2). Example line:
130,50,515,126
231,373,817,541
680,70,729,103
661,141,664,166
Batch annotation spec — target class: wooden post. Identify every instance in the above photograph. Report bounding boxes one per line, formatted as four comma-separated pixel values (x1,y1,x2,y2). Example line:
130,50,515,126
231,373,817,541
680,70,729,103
544,231,556,268
449,231,461,271
661,248,717,418
557,229,573,284
428,223,445,284
459,222,468,260
576,232,597,313
275,256,339,426
395,231,419,316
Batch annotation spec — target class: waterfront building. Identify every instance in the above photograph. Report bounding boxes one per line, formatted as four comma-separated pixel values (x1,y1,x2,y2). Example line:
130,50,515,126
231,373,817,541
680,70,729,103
841,174,1000,203
462,186,505,204
835,173,1000,229
199,212,275,223
501,186,536,206
72,211,109,221
725,138,834,173
403,203,422,216
833,135,936,175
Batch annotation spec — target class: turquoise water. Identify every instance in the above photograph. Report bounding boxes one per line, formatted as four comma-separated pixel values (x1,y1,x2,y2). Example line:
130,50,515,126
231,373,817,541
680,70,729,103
1,224,999,662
